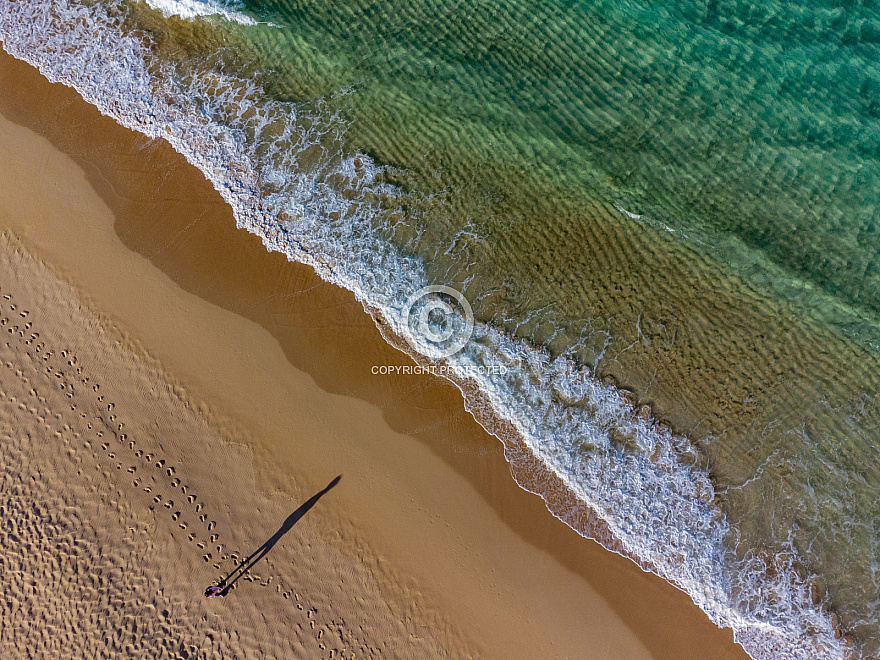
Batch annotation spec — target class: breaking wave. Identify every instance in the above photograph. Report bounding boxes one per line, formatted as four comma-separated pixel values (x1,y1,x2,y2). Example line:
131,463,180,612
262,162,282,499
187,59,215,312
142,0,258,25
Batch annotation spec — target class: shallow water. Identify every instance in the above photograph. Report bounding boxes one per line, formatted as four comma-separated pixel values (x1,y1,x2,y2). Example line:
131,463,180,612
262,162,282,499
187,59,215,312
2,0,879,657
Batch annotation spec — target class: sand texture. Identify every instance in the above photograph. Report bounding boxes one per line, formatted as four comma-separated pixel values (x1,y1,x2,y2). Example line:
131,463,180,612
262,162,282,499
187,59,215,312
0,234,471,658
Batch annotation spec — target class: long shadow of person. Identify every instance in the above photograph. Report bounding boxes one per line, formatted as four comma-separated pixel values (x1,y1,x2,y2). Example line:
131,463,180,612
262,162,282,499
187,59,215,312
210,475,341,596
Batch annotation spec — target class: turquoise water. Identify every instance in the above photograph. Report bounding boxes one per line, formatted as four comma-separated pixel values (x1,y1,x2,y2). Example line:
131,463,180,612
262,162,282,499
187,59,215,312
243,0,880,315
2,0,879,657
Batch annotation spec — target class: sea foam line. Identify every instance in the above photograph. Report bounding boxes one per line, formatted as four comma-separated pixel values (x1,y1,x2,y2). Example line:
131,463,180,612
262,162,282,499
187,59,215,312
142,0,258,25
0,1,849,657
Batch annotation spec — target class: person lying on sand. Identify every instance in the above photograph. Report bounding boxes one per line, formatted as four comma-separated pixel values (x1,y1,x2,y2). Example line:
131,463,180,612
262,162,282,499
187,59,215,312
204,585,226,598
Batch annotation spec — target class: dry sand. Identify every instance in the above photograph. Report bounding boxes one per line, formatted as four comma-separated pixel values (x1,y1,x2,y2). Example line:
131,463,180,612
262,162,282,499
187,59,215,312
0,48,749,659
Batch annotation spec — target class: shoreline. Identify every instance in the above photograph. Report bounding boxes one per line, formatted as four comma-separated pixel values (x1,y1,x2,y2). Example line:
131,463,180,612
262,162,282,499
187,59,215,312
0,46,749,659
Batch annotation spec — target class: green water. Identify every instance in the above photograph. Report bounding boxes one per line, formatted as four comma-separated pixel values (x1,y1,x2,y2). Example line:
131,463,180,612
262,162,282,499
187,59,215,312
238,0,880,312
134,0,880,654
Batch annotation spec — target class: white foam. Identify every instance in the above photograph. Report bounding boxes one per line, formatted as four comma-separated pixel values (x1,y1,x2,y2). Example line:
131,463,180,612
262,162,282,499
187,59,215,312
615,203,643,220
0,2,851,658
142,0,258,25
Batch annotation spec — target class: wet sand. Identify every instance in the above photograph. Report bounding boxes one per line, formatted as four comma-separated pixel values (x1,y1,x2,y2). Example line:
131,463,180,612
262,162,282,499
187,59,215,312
0,48,749,659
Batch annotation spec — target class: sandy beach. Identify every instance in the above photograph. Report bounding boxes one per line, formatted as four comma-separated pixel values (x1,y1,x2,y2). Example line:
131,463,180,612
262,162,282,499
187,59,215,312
0,48,749,659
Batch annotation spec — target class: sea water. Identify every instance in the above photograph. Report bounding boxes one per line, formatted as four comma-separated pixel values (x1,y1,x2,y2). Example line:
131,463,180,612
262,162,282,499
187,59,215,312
1,0,878,657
